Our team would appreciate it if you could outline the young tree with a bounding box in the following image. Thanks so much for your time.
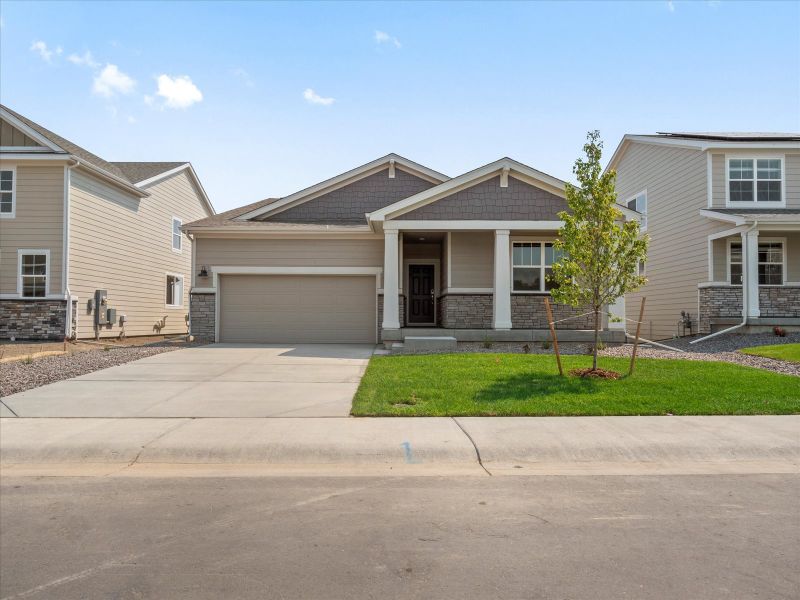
[550,131,649,373]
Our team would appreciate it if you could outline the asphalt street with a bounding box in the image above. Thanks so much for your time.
[1,473,798,599]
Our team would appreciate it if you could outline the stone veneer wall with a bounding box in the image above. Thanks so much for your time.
[0,299,67,340]
[190,293,216,341]
[377,294,405,340]
[696,285,800,333]
[759,287,800,318]
[511,295,596,330]
[439,294,493,328]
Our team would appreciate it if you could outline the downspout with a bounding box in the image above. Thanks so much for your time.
[63,159,79,339]
[690,220,758,345]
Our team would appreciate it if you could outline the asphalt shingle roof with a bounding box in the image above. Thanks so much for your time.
[111,162,187,184]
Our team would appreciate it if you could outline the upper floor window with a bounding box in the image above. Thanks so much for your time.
[172,217,182,252]
[512,241,563,293]
[626,191,647,230]
[728,158,783,205]
[0,167,16,218]
[18,250,49,297]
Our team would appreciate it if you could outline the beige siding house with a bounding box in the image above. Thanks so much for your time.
[186,154,637,346]
[609,132,800,340]
[0,105,214,340]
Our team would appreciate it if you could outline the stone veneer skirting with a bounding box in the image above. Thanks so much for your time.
[698,285,800,333]
[190,292,216,341]
[511,295,596,329]
[439,294,493,328]
[0,299,68,340]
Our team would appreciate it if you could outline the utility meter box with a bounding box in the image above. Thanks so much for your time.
[107,308,117,325]
[94,290,108,325]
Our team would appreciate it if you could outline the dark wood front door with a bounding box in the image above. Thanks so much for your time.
[408,264,435,324]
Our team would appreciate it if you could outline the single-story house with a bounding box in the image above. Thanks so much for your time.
[185,154,636,346]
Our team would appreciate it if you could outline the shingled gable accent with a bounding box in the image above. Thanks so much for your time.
[260,166,437,224]
[234,153,449,222]
[400,174,568,221]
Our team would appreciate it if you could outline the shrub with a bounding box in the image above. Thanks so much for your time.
[773,326,787,337]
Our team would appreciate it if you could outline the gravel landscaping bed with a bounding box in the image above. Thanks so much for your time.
[0,342,203,398]
[650,332,800,353]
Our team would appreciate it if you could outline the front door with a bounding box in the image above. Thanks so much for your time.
[408,264,435,324]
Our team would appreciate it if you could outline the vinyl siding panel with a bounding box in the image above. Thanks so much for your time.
[0,165,64,295]
[0,119,41,147]
[449,232,493,288]
[69,169,210,338]
[711,151,800,208]
[616,142,730,340]
[195,237,384,288]
[712,238,728,282]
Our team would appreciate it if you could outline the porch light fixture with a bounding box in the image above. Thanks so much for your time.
[198,265,209,277]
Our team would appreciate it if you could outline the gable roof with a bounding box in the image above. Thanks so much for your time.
[606,132,800,173]
[111,162,187,184]
[1,106,214,214]
[369,156,639,223]
[236,153,449,221]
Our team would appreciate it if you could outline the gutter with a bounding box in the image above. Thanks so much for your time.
[690,220,758,345]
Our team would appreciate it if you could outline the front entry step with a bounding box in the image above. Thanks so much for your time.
[403,336,457,353]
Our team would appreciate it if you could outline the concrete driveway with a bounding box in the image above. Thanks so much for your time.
[1,344,375,418]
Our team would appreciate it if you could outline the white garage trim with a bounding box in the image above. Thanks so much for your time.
[212,266,382,343]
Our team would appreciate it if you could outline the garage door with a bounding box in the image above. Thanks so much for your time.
[219,275,377,343]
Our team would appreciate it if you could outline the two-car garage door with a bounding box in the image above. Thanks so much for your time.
[218,275,377,343]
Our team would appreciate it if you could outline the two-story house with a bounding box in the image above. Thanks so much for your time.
[609,132,800,340]
[0,105,215,340]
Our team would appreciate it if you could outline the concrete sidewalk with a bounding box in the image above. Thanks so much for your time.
[1,415,798,476]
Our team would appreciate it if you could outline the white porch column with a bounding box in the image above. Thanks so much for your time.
[743,228,760,318]
[608,296,626,330]
[382,230,401,330]
[493,229,512,330]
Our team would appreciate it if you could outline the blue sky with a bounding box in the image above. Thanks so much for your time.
[2,0,799,212]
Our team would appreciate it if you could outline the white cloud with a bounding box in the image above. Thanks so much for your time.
[232,67,255,88]
[92,64,136,97]
[154,74,203,109]
[30,40,56,62]
[126,115,137,124]
[68,51,100,69]
[303,88,335,106]
[374,30,401,48]
[667,1,675,11]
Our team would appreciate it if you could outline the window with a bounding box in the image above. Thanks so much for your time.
[638,260,646,277]
[728,158,782,204]
[0,168,15,217]
[729,241,784,286]
[512,242,562,292]
[626,191,647,230]
[18,250,48,297]
[166,274,183,307]
[172,217,182,252]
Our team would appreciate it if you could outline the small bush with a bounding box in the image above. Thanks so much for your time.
[23,354,33,365]
[522,343,531,354]
[541,340,552,350]
[773,326,787,337]
[482,337,493,349]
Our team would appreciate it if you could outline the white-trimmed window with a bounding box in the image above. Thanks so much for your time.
[18,250,49,297]
[729,240,785,286]
[512,241,562,293]
[626,191,647,230]
[0,167,16,218]
[728,158,783,205]
[172,217,182,252]
[166,274,184,307]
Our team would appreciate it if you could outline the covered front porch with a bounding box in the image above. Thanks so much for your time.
[701,211,800,333]
[378,221,626,346]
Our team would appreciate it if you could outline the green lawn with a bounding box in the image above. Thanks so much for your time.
[351,354,800,416]
[739,343,800,364]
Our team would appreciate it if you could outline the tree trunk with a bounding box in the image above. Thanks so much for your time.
[593,307,600,371]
